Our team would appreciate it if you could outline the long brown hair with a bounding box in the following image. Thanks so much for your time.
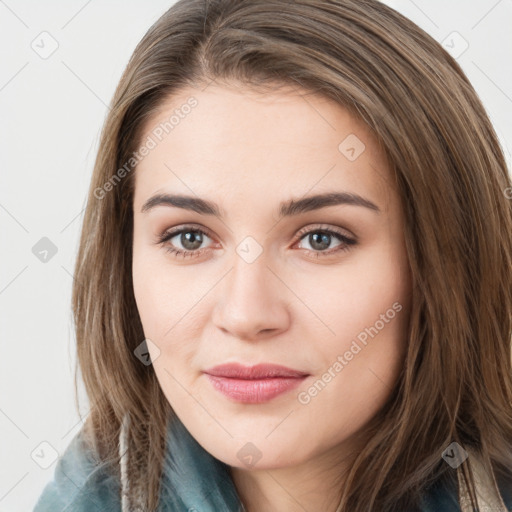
[72,0,512,510]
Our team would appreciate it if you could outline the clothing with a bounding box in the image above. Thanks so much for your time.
[33,415,512,511]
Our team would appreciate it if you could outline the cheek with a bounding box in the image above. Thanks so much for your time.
[297,251,409,346]
[132,249,206,374]
[297,303,408,441]
[132,245,177,358]
[302,251,410,407]
[133,244,189,331]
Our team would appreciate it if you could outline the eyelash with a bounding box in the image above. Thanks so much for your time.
[155,223,357,260]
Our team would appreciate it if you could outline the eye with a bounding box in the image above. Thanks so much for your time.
[155,223,357,260]
[294,225,357,258]
[156,224,214,259]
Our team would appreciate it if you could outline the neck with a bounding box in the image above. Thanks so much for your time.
[230,440,358,512]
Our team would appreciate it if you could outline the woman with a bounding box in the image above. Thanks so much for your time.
[34,0,512,510]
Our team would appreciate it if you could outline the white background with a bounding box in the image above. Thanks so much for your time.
[0,1,511,510]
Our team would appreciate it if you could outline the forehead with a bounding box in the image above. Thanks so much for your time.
[132,83,395,214]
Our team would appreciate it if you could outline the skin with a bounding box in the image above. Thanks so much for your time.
[131,81,412,512]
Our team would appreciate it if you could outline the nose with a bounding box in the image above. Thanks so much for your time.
[211,252,291,341]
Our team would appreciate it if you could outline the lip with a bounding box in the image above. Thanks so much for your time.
[203,363,309,404]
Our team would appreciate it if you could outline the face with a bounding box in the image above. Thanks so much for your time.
[131,82,411,471]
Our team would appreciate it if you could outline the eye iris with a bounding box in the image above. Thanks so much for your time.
[181,231,203,250]
[310,232,331,251]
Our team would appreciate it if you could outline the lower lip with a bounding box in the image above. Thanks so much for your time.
[205,374,307,403]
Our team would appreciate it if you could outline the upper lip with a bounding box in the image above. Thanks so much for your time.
[204,363,309,379]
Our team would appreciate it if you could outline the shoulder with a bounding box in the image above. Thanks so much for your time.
[419,456,512,512]
[419,470,462,512]
[158,416,245,511]
[495,470,512,510]
[33,426,121,512]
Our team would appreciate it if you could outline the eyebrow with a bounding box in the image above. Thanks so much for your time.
[140,191,380,218]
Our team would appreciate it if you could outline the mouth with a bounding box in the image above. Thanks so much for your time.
[203,363,309,404]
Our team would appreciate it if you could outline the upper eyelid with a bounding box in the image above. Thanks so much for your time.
[164,223,213,236]
[295,223,355,240]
